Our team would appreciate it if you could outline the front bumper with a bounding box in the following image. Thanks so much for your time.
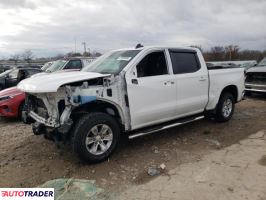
[0,99,21,117]
[245,83,266,93]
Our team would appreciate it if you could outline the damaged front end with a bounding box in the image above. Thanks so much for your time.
[20,72,127,143]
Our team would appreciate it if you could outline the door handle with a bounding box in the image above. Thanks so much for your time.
[131,79,138,84]
[164,81,175,85]
[199,77,207,81]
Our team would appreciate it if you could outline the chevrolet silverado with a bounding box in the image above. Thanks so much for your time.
[18,46,245,163]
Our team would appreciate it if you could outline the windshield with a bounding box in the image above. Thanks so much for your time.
[41,62,53,71]
[258,58,266,67]
[82,50,140,74]
[46,60,67,72]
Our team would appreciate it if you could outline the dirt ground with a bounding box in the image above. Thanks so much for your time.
[0,96,266,194]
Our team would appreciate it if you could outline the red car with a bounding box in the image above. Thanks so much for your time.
[0,87,25,118]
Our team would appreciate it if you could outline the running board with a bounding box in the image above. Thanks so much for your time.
[128,116,204,139]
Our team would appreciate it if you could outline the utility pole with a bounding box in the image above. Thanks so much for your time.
[82,42,87,55]
[74,37,77,53]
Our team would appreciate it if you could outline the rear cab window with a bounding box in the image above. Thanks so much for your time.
[169,49,201,74]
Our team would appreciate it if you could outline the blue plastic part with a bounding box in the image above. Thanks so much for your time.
[73,95,97,104]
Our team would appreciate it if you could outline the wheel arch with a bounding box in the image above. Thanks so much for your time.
[72,99,126,131]
[220,85,238,102]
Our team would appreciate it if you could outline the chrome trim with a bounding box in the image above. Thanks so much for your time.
[245,88,266,93]
[245,83,266,87]
[128,116,204,139]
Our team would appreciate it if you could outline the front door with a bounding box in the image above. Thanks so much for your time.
[126,50,177,129]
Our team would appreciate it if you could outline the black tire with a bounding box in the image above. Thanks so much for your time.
[72,112,120,163]
[214,93,235,122]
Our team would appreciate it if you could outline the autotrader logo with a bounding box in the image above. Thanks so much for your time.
[0,188,54,200]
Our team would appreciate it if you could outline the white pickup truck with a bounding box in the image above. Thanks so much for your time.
[18,46,245,163]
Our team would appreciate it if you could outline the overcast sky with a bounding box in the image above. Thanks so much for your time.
[0,0,265,58]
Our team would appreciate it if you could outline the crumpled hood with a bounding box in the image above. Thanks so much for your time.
[247,66,266,73]
[18,71,110,93]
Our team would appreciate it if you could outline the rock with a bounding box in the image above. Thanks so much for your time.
[203,130,211,135]
[205,139,221,149]
[152,146,159,154]
[147,167,160,176]
[42,167,49,172]
[109,171,115,176]
[159,163,166,170]
[91,169,95,174]
[227,187,234,192]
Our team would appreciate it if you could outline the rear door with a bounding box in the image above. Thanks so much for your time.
[126,49,177,129]
[169,49,209,116]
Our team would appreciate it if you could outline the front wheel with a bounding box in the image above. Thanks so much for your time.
[72,112,120,163]
[214,93,235,122]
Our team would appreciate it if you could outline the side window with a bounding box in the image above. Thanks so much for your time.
[64,60,82,70]
[169,51,200,74]
[136,51,168,78]
[17,70,27,81]
[8,69,19,79]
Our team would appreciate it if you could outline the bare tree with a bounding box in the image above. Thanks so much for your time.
[209,46,225,61]
[22,50,34,64]
[10,53,21,66]
[225,45,240,61]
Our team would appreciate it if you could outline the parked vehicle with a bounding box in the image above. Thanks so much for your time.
[245,57,266,94]
[0,58,95,118]
[45,57,95,73]
[0,87,25,118]
[0,65,12,74]
[41,61,54,71]
[0,67,42,91]
[18,46,245,163]
[0,67,43,118]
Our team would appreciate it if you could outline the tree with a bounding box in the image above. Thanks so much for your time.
[22,50,34,64]
[9,53,21,66]
[225,45,240,61]
[209,46,225,61]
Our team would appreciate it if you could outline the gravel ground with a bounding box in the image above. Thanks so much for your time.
[0,96,265,194]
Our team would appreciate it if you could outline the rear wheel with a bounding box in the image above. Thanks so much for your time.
[72,112,120,163]
[214,93,235,122]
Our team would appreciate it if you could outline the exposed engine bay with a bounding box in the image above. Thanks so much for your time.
[23,74,130,139]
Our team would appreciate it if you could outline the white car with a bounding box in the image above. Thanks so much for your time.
[18,46,245,163]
